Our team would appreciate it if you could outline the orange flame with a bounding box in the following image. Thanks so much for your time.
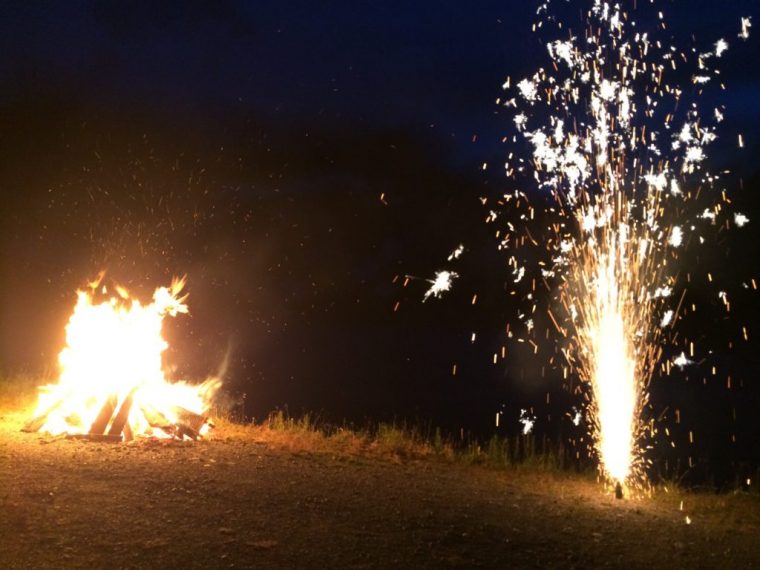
[30,277,220,439]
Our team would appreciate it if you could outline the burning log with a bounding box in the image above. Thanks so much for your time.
[176,425,198,440]
[141,404,176,436]
[26,392,214,442]
[23,398,214,441]
[172,406,208,440]
[123,421,134,442]
[107,389,136,437]
[140,406,207,440]
[89,394,118,435]
[21,400,64,433]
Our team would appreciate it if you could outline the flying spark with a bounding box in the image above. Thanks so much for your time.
[423,270,459,301]
[734,213,749,228]
[519,408,536,435]
[448,244,465,261]
[673,352,693,369]
[739,16,752,40]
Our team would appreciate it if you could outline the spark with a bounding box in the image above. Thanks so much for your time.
[547,38,577,68]
[734,213,749,227]
[739,17,752,40]
[669,226,683,247]
[519,408,535,435]
[448,244,465,261]
[423,270,458,301]
[517,77,539,102]
[644,172,668,192]
[673,352,693,369]
[683,147,705,172]
[654,287,672,298]
[700,209,716,222]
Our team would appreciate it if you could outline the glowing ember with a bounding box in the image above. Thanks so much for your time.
[28,276,220,440]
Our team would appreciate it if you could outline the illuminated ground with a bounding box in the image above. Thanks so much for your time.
[1,410,758,569]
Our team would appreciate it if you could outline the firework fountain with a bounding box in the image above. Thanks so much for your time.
[494,1,751,493]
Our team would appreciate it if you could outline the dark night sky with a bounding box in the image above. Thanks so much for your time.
[0,1,758,480]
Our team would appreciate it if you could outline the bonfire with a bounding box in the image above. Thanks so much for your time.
[23,276,220,441]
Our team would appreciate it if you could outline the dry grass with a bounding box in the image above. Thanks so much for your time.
[212,409,587,477]
[212,411,448,463]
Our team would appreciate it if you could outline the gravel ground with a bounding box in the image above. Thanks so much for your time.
[1,410,759,569]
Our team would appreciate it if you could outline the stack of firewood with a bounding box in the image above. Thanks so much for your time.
[22,389,210,442]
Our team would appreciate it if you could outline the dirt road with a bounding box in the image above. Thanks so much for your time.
[1,411,758,569]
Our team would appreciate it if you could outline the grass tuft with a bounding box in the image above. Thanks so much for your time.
[212,409,580,475]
